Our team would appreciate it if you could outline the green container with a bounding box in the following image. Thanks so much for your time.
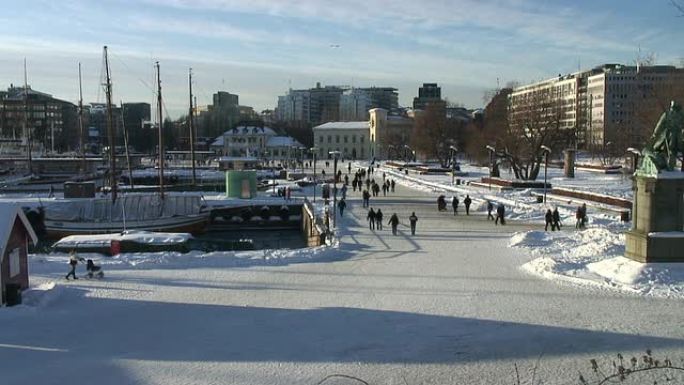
[225,170,257,199]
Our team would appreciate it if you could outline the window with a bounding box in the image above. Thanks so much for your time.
[352,135,356,143]
[344,135,348,143]
[9,248,20,278]
[336,135,340,143]
[360,136,365,143]
[327,135,331,143]
[319,136,323,143]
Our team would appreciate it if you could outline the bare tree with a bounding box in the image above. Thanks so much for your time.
[671,0,684,15]
[497,89,573,180]
[411,103,460,166]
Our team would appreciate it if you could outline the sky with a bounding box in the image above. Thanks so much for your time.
[1,0,682,118]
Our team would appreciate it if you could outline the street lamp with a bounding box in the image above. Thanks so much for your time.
[449,145,459,185]
[329,150,341,228]
[485,145,496,190]
[541,145,552,204]
[626,147,640,173]
[310,147,317,202]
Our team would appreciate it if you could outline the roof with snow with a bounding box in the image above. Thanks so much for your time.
[0,203,37,260]
[211,126,278,147]
[313,121,369,130]
[266,136,303,148]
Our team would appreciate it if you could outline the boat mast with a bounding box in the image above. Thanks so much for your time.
[78,62,85,174]
[120,101,134,190]
[156,61,165,200]
[103,45,117,203]
[23,58,33,174]
[188,67,196,185]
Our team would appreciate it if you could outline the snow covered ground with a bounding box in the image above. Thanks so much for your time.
[371,160,684,299]
[2,161,684,385]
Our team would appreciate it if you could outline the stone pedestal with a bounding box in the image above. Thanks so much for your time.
[625,174,684,262]
[564,149,576,178]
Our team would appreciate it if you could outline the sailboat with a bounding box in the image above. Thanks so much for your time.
[43,48,209,239]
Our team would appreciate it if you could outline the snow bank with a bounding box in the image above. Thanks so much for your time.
[514,227,684,298]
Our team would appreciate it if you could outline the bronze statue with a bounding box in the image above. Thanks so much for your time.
[637,101,684,176]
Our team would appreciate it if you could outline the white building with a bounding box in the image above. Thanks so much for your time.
[509,64,684,150]
[312,121,369,160]
[264,136,304,161]
[210,125,305,162]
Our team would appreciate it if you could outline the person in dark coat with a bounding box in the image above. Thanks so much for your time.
[388,213,400,235]
[344,174,349,186]
[375,209,384,230]
[338,198,346,217]
[495,203,506,225]
[545,209,553,231]
[580,203,587,228]
[65,250,84,280]
[367,208,376,230]
[382,183,388,196]
[576,205,583,229]
[487,201,494,220]
[463,195,472,215]
[372,182,380,197]
[409,212,418,235]
[452,196,459,215]
[552,207,561,230]
[390,179,395,192]
[362,190,370,207]
[341,184,347,200]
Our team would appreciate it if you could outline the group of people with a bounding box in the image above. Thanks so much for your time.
[367,208,418,235]
[439,194,507,226]
[544,203,589,231]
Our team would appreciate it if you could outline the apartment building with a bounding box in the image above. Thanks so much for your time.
[339,87,399,121]
[509,64,684,150]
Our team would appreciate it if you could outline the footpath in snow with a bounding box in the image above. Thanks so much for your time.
[372,161,684,299]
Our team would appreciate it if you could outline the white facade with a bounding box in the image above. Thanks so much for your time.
[210,126,276,157]
[509,64,684,149]
[312,122,369,160]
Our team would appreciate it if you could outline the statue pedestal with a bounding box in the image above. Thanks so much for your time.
[625,173,684,262]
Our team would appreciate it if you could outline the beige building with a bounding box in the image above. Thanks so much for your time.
[313,121,368,160]
[369,108,414,160]
[509,64,684,150]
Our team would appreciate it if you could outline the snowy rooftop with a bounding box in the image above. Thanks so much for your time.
[313,121,369,130]
[266,136,304,148]
[211,126,278,147]
[0,203,37,257]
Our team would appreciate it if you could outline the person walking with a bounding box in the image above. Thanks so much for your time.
[409,212,418,235]
[362,190,370,208]
[341,184,348,200]
[338,198,346,217]
[367,208,376,230]
[495,203,506,225]
[463,195,472,215]
[390,179,395,192]
[344,174,349,186]
[388,213,400,235]
[487,201,495,220]
[575,205,583,229]
[545,209,553,231]
[580,203,587,229]
[372,182,380,197]
[286,186,291,201]
[552,207,561,231]
[376,209,384,230]
[382,183,388,196]
[348,162,351,174]
[451,196,459,215]
[65,250,84,280]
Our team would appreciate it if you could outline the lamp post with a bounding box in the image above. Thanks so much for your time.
[485,145,496,190]
[449,145,458,185]
[541,145,552,204]
[311,147,317,202]
[626,147,640,173]
[329,150,341,228]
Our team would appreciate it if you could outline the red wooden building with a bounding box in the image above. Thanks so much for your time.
[0,203,37,305]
